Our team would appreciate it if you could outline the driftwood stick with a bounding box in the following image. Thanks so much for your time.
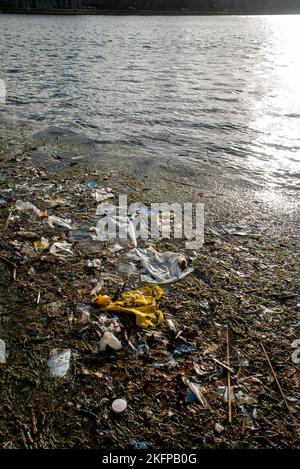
[226,326,233,423]
[0,254,17,281]
[212,357,234,374]
[260,342,291,413]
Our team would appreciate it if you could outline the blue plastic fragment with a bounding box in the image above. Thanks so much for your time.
[130,441,148,449]
[187,388,199,403]
[82,182,97,190]
[137,343,150,357]
[173,345,194,356]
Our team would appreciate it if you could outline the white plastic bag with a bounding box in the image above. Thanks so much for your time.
[92,188,114,203]
[48,349,71,378]
[16,200,42,216]
[48,215,72,230]
[50,241,73,257]
[99,331,122,351]
[129,246,193,284]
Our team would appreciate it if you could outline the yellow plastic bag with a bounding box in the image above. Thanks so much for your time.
[93,286,164,328]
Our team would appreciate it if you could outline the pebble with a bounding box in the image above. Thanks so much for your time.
[215,423,224,433]
[112,398,127,414]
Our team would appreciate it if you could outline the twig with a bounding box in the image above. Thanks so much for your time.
[226,326,232,423]
[36,290,41,305]
[0,254,17,280]
[260,342,291,413]
[0,254,15,268]
[5,210,13,228]
[212,357,234,374]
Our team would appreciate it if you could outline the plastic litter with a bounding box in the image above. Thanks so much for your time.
[16,200,42,216]
[108,243,124,253]
[137,343,149,357]
[50,241,73,257]
[47,215,72,230]
[48,349,71,378]
[215,423,225,433]
[129,246,193,284]
[99,331,123,351]
[21,242,37,258]
[130,441,148,449]
[95,213,137,248]
[0,339,6,364]
[183,377,207,407]
[112,398,127,414]
[187,388,198,403]
[152,351,177,369]
[87,259,101,269]
[82,182,97,190]
[97,316,121,333]
[90,279,104,299]
[47,197,66,209]
[34,237,49,254]
[77,307,90,325]
[117,261,137,277]
[166,318,177,333]
[92,188,114,202]
[173,345,194,356]
[93,286,164,329]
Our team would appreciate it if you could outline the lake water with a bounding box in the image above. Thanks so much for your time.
[0,14,300,189]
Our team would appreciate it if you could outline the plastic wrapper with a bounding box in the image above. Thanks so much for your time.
[99,331,122,351]
[48,349,71,378]
[93,285,164,328]
[50,241,73,257]
[47,215,72,230]
[129,246,193,284]
[16,200,42,216]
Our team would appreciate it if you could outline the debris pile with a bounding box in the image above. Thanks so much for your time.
[0,145,299,449]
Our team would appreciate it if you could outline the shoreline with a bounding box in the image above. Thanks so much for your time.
[0,127,299,448]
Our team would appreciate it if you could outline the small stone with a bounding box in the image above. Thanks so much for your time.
[112,398,127,414]
[215,423,224,433]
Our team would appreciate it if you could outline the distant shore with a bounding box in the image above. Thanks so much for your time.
[1,9,300,15]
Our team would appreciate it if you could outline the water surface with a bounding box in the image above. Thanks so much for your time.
[0,14,300,189]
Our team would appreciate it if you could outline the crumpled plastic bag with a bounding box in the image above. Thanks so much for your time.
[47,215,72,230]
[95,213,137,248]
[34,237,49,254]
[92,188,114,203]
[87,259,101,269]
[99,331,122,351]
[93,285,164,328]
[48,349,71,378]
[128,246,193,284]
[50,241,73,257]
[16,200,42,216]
